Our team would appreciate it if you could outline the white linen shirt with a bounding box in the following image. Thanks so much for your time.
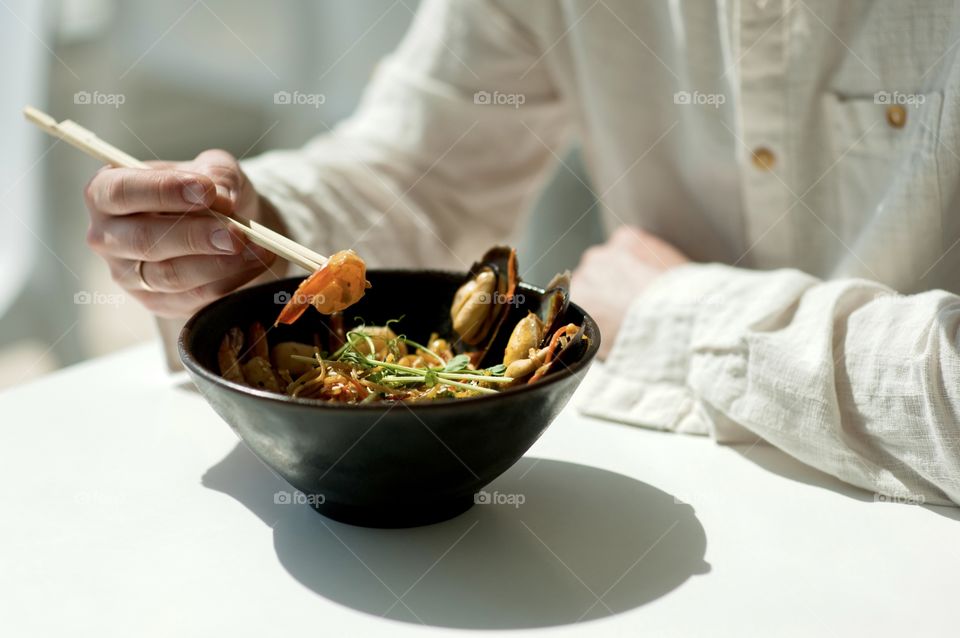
[242,0,960,505]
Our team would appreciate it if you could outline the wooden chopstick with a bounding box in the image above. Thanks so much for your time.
[22,105,327,272]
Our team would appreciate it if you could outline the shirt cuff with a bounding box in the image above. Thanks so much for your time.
[576,263,758,442]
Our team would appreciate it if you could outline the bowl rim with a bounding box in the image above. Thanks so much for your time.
[177,269,601,411]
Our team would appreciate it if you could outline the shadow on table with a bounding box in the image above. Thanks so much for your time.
[203,443,710,628]
[730,442,960,522]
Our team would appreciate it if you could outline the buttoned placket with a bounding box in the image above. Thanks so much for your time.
[736,0,794,267]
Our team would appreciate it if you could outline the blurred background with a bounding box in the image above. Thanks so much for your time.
[0,0,602,389]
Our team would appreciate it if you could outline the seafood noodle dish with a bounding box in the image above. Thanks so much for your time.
[217,246,590,403]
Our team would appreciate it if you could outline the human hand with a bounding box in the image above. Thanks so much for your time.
[84,149,282,318]
[571,226,690,358]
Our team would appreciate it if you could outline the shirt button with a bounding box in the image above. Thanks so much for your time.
[886,105,907,129]
[751,147,776,171]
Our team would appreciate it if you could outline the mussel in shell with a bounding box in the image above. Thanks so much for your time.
[502,273,570,365]
[448,246,588,385]
[500,270,582,384]
[450,246,518,350]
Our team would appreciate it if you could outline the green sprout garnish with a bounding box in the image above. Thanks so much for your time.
[293,318,513,398]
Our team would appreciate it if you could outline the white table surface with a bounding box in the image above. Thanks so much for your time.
[1,344,957,638]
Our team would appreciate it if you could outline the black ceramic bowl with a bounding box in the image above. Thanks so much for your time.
[179,270,600,528]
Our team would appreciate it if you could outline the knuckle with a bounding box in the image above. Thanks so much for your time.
[128,222,154,258]
[83,176,98,210]
[184,223,213,254]
[194,149,240,184]
[197,148,235,164]
[213,254,239,275]
[213,255,235,275]
[130,170,181,210]
[152,259,183,291]
[85,225,104,251]
[157,172,190,207]
[105,174,128,211]
[148,172,168,208]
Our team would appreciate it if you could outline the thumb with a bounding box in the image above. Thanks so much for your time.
[185,149,242,213]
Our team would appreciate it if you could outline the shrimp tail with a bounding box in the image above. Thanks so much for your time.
[274,301,309,326]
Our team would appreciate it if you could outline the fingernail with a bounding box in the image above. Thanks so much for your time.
[211,229,236,252]
[242,244,265,262]
[182,182,208,205]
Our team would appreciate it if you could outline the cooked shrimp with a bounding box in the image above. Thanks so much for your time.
[275,250,370,325]
[247,322,270,360]
[218,327,246,385]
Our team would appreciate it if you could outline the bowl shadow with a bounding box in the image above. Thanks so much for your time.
[203,443,710,628]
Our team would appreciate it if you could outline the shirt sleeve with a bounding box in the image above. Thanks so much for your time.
[578,262,960,506]
[241,0,569,270]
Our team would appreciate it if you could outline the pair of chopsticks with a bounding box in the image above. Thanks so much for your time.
[22,105,327,272]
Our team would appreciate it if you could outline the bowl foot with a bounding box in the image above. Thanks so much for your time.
[312,496,475,528]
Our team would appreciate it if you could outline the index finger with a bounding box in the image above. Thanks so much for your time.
[85,167,217,216]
